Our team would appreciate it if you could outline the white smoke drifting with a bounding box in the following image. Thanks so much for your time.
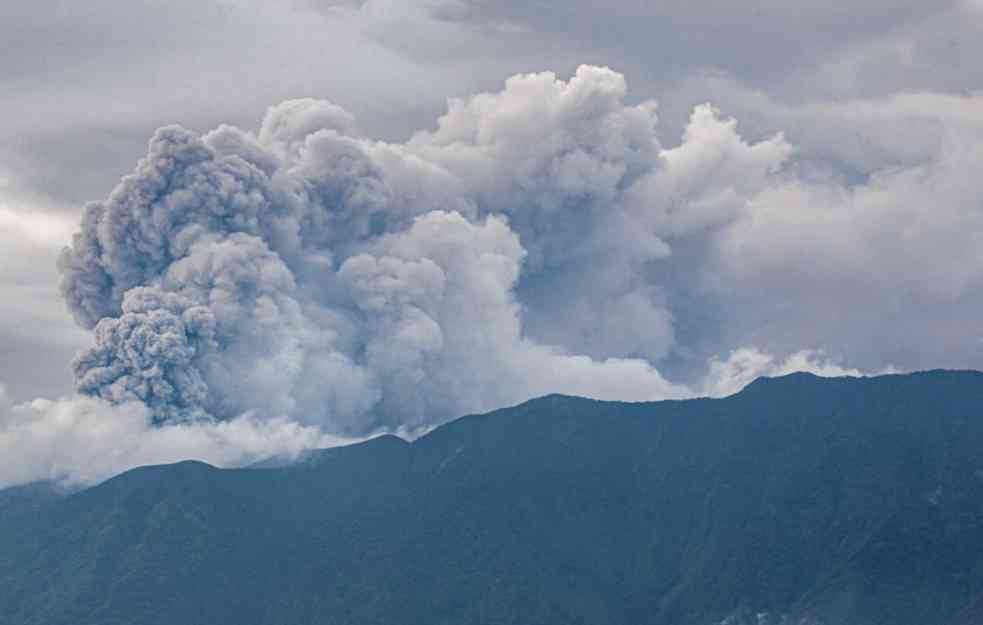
[0,384,346,489]
[701,348,870,399]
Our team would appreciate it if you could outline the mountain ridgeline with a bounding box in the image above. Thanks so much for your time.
[3,371,983,625]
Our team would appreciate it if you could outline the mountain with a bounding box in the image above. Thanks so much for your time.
[3,370,983,625]
[0,481,66,529]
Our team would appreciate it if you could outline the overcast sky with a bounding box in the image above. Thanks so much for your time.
[2,0,982,405]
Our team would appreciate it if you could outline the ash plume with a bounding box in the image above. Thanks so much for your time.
[60,65,913,439]
[63,66,770,433]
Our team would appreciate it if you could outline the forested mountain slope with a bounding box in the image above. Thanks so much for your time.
[3,371,983,625]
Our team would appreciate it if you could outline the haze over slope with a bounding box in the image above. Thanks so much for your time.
[3,370,983,625]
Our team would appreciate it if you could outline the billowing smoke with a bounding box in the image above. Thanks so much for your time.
[47,63,927,463]
[700,348,873,399]
[61,66,785,433]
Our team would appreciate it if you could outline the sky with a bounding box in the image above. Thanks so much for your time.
[1,0,982,487]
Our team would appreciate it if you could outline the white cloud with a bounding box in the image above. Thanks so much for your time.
[0,384,351,490]
[0,205,78,246]
[0,202,88,401]
[701,347,871,398]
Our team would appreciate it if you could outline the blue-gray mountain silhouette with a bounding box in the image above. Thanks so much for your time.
[3,370,983,625]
